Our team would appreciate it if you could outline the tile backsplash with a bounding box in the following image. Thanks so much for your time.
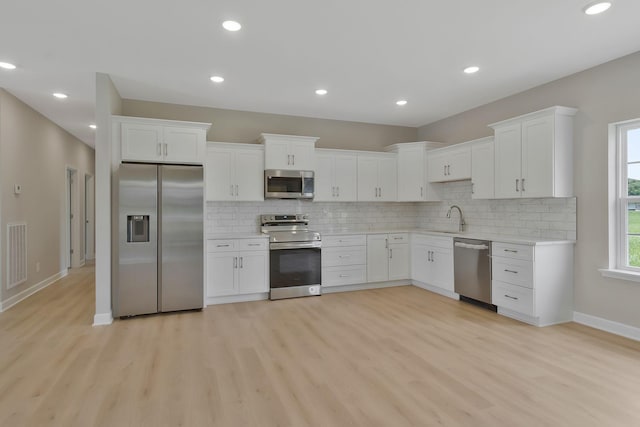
[207,181,576,240]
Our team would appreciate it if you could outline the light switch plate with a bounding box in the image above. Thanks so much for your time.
[14,184,21,194]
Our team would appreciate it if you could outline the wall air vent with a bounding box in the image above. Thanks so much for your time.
[7,222,27,289]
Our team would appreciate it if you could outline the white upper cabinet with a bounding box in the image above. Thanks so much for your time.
[260,133,318,170]
[314,149,357,201]
[357,152,397,201]
[386,142,444,202]
[116,116,210,164]
[490,106,577,199]
[427,145,471,182]
[470,137,495,199]
[206,142,264,201]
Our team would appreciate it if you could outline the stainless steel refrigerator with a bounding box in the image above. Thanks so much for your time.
[114,163,203,317]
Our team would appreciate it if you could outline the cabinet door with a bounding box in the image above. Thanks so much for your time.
[163,127,204,164]
[264,141,291,169]
[411,244,430,283]
[234,149,265,201]
[377,157,397,201]
[289,142,315,170]
[357,157,379,201]
[397,148,425,201]
[471,140,494,199]
[447,147,471,181]
[367,235,389,282]
[494,123,522,198]
[521,115,554,198]
[427,152,447,182]
[207,252,238,297]
[430,247,454,292]
[334,154,358,201]
[314,153,335,201]
[237,252,268,294]
[388,244,409,280]
[121,123,163,162]
[206,148,234,201]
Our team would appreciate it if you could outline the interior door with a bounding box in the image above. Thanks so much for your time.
[160,165,204,312]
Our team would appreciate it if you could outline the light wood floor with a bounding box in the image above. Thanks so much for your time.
[1,265,640,426]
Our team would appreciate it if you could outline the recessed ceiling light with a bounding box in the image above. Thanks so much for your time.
[315,89,328,95]
[222,20,242,31]
[584,1,612,15]
[0,61,16,70]
[53,92,68,99]
[464,66,480,74]
[210,76,225,83]
[89,124,97,129]
[396,100,407,106]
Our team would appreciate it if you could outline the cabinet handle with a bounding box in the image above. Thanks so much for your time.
[504,249,518,253]
[447,165,451,175]
[421,186,424,198]
[336,186,339,197]
[217,244,230,247]
[235,184,239,196]
[233,257,237,268]
[390,248,393,259]
[339,274,350,278]
[292,154,295,165]
[504,269,519,274]
[239,257,243,268]
[521,178,525,192]
[385,238,388,249]
[504,294,518,300]
[157,143,162,156]
[471,182,475,194]
[164,143,168,156]
[248,243,261,247]
[338,255,351,259]
[379,187,382,198]
[515,179,520,192]
[393,237,403,240]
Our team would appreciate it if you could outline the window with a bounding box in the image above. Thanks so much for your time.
[602,119,640,280]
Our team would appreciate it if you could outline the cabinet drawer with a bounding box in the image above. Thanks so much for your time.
[322,265,367,287]
[492,257,533,288]
[207,240,237,252]
[238,239,268,251]
[388,233,409,243]
[492,281,534,316]
[412,234,453,249]
[492,242,533,261]
[322,247,367,267]
[323,235,367,247]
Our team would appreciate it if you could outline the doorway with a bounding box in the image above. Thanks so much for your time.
[66,167,79,269]
[85,174,95,260]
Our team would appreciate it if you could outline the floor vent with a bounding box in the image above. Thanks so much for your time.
[7,222,27,289]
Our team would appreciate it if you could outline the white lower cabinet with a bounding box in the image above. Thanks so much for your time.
[322,235,367,287]
[410,235,454,296]
[207,238,269,299]
[366,233,409,282]
[491,241,573,326]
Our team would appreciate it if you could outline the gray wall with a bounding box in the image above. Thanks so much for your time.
[418,51,640,328]
[122,100,418,151]
[0,89,95,305]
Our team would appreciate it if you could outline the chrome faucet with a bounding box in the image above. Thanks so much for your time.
[446,205,465,232]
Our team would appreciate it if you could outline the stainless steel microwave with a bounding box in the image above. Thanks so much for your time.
[264,169,314,199]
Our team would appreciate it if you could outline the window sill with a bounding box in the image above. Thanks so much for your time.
[599,268,640,283]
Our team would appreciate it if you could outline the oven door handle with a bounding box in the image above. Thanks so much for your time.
[270,241,322,250]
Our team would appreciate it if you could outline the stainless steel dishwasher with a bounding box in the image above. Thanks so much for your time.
[454,238,495,310]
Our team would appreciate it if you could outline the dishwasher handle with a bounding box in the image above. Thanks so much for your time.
[454,242,489,250]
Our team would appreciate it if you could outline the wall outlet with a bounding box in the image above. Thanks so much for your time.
[36,262,40,272]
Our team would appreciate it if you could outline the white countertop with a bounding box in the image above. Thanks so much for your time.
[207,229,574,246]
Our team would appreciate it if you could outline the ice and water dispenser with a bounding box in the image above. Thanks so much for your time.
[127,215,150,242]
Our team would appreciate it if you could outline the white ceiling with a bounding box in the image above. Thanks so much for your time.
[1,0,640,148]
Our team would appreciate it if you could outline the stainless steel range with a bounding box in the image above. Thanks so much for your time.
[261,214,322,300]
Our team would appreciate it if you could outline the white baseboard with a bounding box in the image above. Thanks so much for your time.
[573,311,640,342]
[206,292,269,306]
[79,258,86,267]
[93,312,113,326]
[411,280,460,300]
[323,280,410,294]
[0,269,68,312]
